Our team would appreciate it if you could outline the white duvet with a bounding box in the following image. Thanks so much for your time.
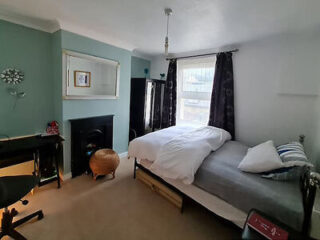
[128,125,196,162]
[150,126,231,184]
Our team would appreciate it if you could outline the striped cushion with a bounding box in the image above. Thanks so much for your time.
[276,142,313,168]
[262,166,306,181]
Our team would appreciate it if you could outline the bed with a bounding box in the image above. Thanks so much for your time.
[128,126,306,232]
[194,141,304,231]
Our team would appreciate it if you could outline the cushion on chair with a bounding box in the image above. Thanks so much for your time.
[0,175,38,209]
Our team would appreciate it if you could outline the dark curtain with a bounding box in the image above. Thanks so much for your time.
[208,52,235,139]
[161,59,177,128]
[152,82,163,129]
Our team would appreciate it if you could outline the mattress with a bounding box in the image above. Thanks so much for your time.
[194,141,304,231]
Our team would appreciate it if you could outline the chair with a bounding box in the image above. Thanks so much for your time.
[0,175,44,240]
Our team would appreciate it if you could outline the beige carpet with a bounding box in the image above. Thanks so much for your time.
[2,158,240,240]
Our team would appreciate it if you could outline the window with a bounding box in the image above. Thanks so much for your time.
[176,56,216,127]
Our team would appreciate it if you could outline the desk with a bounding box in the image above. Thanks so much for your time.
[0,135,64,188]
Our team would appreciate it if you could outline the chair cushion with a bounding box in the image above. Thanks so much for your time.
[0,175,38,209]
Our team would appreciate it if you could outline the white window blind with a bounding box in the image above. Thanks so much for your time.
[176,56,216,127]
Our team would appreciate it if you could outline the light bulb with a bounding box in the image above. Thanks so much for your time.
[165,36,169,56]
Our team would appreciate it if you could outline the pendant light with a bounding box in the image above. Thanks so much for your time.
[164,8,173,56]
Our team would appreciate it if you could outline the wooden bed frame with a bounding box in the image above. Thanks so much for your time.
[133,158,186,213]
[132,135,318,236]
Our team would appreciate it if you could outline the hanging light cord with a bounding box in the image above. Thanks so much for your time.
[164,8,172,55]
[166,13,169,38]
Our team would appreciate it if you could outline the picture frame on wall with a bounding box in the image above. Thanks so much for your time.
[74,71,91,87]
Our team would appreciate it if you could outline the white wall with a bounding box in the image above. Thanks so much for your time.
[150,55,168,79]
[150,31,320,166]
[313,97,320,169]
[233,31,320,164]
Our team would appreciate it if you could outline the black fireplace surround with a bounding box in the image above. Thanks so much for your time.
[69,115,113,178]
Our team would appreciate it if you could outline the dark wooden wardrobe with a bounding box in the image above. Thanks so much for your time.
[129,78,165,141]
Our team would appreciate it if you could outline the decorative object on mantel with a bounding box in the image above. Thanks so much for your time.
[160,73,166,80]
[89,148,120,180]
[144,68,149,78]
[1,68,24,85]
[46,121,60,135]
[164,8,173,56]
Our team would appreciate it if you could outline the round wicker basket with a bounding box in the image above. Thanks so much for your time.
[89,149,120,180]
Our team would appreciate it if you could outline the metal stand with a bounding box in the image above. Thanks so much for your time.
[0,207,43,240]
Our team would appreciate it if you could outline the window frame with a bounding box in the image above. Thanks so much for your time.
[176,56,216,127]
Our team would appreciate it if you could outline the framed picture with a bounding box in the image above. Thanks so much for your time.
[74,71,91,87]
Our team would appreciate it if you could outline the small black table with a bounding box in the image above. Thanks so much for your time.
[0,135,64,188]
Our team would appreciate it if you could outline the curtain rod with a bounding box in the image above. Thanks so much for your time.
[166,49,239,61]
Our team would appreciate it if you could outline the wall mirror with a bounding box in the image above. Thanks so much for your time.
[63,50,120,99]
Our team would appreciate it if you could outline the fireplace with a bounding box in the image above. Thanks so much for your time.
[69,115,113,178]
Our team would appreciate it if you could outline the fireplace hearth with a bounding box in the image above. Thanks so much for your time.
[69,115,113,178]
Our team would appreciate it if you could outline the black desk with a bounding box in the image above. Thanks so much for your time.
[0,135,64,188]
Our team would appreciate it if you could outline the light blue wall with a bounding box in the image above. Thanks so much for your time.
[131,56,150,78]
[60,30,132,174]
[51,30,63,128]
[0,20,54,138]
[1,21,134,175]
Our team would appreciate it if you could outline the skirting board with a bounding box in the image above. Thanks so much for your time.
[62,172,72,181]
[62,151,128,181]
[118,151,128,159]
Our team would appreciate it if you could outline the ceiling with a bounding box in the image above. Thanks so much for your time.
[1,0,320,58]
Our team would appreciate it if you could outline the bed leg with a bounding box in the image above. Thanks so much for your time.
[180,197,184,214]
[133,158,137,179]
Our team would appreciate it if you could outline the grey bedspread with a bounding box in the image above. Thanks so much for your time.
[194,141,304,231]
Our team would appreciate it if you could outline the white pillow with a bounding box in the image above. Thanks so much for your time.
[238,140,284,173]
